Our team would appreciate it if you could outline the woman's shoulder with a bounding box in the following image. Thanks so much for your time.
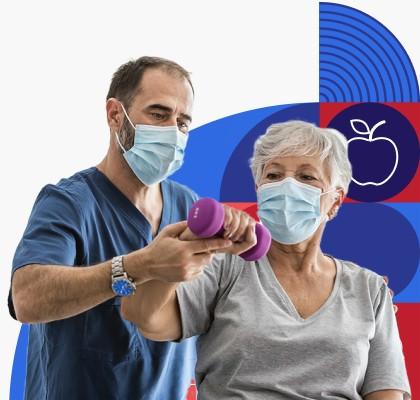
[336,257,386,304]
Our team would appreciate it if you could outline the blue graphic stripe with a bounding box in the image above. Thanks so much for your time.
[320,2,420,102]
[327,9,415,100]
[321,24,391,100]
[320,43,378,100]
[320,65,359,100]
[320,54,368,100]
[321,78,345,101]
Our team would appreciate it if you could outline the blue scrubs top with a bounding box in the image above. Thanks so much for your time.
[12,167,199,400]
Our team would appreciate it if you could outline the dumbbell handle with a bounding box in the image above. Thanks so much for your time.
[187,198,271,261]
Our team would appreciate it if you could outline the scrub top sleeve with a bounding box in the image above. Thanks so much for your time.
[12,185,85,273]
[175,253,228,341]
[361,283,411,399]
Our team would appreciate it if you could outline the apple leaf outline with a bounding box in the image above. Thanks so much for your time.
[350,119,371,135]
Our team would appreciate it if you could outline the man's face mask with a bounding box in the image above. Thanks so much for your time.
[115,103,188,186]
[257,177,337,245]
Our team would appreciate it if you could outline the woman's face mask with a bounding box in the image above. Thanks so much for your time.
[115,103,188,186]
[257,177,337,245]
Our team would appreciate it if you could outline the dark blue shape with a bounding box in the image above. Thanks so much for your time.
[10,324,28,400]
[172,105,288,200]
[328,103,419,202]
[387,203,420,302]
[320,2,420,102]
[322,203,419,295]
[220,103,320,202]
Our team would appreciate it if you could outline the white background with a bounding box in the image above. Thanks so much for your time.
[0,1,418,398]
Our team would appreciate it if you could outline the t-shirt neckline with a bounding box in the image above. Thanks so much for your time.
[260,254,342,323]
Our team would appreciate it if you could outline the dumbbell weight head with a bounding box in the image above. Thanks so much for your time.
[187,198,271,261]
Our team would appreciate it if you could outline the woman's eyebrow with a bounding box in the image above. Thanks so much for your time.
[266,162,284,169]
[297,163,318,170]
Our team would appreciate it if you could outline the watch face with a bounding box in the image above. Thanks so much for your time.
[112,279,135,296]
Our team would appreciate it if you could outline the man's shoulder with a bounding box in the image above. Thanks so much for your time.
[165,179,199,202]
[55,167,97,193]
[36,167,97,212]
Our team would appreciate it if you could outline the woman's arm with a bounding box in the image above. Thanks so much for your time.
[122,220,257,341]
[364,389,404,400]
[121,279,183,341]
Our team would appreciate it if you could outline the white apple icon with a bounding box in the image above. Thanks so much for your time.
[348,119,399,186]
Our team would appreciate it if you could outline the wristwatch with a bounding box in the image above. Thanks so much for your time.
[111,255,136,296]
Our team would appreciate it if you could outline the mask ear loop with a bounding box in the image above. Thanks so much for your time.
[320,188,340,221]
[115,101,136,153]
[115,132,127,153]
[119,102,136,129]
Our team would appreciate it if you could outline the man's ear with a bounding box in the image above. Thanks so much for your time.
[106,98,123,133]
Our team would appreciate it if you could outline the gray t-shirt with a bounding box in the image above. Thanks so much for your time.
[176,253,411,399]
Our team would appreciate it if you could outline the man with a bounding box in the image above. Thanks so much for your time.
[10,56,254,399]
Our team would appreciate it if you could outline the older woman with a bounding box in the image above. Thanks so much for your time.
[122,121,411,399]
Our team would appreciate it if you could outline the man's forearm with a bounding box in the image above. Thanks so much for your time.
[12,253,151,324]
[12,262,116,323]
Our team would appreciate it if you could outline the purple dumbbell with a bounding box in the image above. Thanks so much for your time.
[187,198,271,261]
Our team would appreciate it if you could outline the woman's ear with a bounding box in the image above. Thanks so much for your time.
[328,188,345,221]
[335,188,345,206]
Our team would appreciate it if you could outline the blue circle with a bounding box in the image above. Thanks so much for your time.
[327,103,419,202]
[322,202,419,294]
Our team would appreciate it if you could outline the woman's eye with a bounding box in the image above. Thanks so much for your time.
[266,173,279,180]
[301,174,316,181]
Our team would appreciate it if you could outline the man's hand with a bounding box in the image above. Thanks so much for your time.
[125,221,232,283]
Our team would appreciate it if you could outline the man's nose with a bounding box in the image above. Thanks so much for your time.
[165,115,178,126]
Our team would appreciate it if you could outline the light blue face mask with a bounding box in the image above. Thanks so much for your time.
[115,104,188,186]
[257,177,336,245]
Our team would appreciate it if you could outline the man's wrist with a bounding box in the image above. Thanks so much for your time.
[124,249,153,285]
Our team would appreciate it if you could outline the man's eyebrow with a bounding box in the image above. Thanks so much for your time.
[146,104,173,113]
[146,104,192,123]
[180,112,192,123]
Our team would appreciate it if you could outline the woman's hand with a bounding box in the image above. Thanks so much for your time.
[179,205,258,257]
[383,276,398,314]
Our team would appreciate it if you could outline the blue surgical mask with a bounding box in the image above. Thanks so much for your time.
[115,104,188,186]
[257,177,335,245]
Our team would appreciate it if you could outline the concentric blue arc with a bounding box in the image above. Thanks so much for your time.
[320,2,420,102]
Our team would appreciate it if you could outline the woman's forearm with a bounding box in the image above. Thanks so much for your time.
[121,280,182,341]
[364,390,404,400]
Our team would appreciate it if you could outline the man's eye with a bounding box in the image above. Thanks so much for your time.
[151,112,165,120]
[178,121,190,133]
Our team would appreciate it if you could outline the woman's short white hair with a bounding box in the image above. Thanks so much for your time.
[250,120,353,194]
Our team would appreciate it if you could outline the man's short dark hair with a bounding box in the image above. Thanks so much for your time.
[106,56,193,110]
